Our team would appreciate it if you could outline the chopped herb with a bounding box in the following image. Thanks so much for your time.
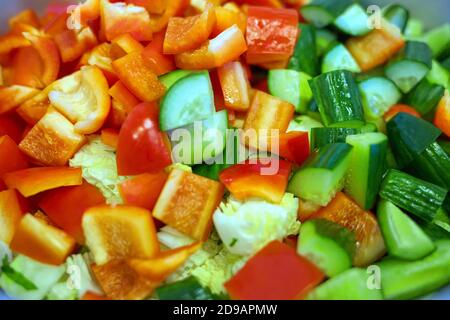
[229,238,238,247]
[1,256,38,290]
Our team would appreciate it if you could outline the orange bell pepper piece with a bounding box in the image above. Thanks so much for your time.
[0,85,39,115]
[19,108,86,166]
[0,189,25,244]
[219,159,293,203]
[0,114,25,144]
[141,31,176,76]
[212,4,247,37]
[129,242,201,281]
[175,24,247,69]
[112,51,166,102]
[128,0,167,14]
[3,167,82,197]
[153,169,224,241]
[163,6,216,54]
[236,0,283,8]
[311,192,386,267]
[0,135,28,189]
[16,90,51,125]
[8,9,41,32]
[217,61,251,111]
[243,90,295,150]
[69,0,101,27]
[111,33,144,57]
[109,81,140,111]
[384,104,421,122]
[100,0,153,42]
[10,213,76,265]
[119,171,168,211]
[10,46,44,89]
[434,90,450,138]
[54,27,98,63]
[48,65,111,134]
[82,205,159,265]
[83,43,115,74]
[101,128,119,150]
[346,20,405,72]
[0,34,30,55]
[150,0,190,33]
[38,181,105,244]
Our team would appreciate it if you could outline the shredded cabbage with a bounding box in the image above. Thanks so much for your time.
[213,193,300,256]
[69,136,126,204]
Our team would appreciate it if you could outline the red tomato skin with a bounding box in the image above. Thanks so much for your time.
[119,172,168,210]
[116,102,172,175]
[225,241,324,300]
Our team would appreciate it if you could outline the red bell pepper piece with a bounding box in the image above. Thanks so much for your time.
[0,136,28,191]
[116,102,172,175]
[0,34,30,56]
[384,104,421,122]
[101,128,119,150]
[246,6,299,64]
[225,241,324,300]
[276,131,310,165]
[10,46,44,89]
[219,159,292,203]
[0,189,25,244]
[38,181,106,243]
[142,34,176,76]
[434,90,450,138]
[0,114,25,144]
[8,9,41,33]
[119,171,168,211]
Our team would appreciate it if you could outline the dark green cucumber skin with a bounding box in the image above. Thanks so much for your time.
[288,24,319,76]
[303,0,354,17]
[303,143,352,170]
[310,127,360,150]
[379,169,447,222]
[156,277,226,300]
[400,41,433,69]
[310,70,365,127]
[310,219,356,258]
[365,138,388,210]
[419,207,450,240]
[406,142,450,190]
[405,79,445,116]
[441,57,450,72]
[386,112,442,168]
[438,140,450,156]
[383,4,410,32]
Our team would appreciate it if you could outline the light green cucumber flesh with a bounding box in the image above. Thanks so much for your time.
[386,60,430,93]
[322,44,361,73]
[359,77,402,120]
[159,70,193,90]
[334,4,371,36]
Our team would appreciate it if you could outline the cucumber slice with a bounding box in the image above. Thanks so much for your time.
[378,240,450,300]
[268,70,312,113]
[160,71,215,131]
[298,219,356,277]
[438,139,450,156]
[378,200,435,260]
[422,24,450,57]
[0,255,65,300]
[310,70,365,128]
[315,28,338,57]
[159,70,193,90]
[288,24,319,76]
[334,4,371,36]
[321,44,361,73]
[386,41,433,93]
[405,79,445,116]
[310,127,360,151]
[307,268,383,300]
[404,19,424,39]
[386,112,442,168]
[301,0,353,28]
[359,77,402,121]
[442,57,450,73]
[383,4,409,33]
[379,169,447,223]
[426,60,450,88]
[156,276,224,300]
[169,110,228,165]
[345,132,388,210]
[288,143,352,206]
[420,209,450,241]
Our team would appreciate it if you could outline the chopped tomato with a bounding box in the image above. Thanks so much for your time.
[101,128,119,150]
[0,136,28,190]
[225,241,324,300]
[434,90,450,138]
[217,61,251,111]
[10,213,76,265]
[116,102,172,175]
[0,189,25,244]
[219,159,292,203]
[384,104,421,122]
[246,6,299,64]
[119,171,168,210]
[38,181,105,243]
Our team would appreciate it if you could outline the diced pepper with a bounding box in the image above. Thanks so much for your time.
[246,6,299,64]
[128,0,167,14]
[16,90,51,125]
[8,9,40,32]
[84,43,115,74]
[346,20,405,72]
[81,292,109,300]
[82,205,159,265]
[48,66,111,134]
[311,192,386,267]
[0,135,28,190]
[70,0,100,27]
[100,0,153,42]
[116,102,172,175]
[111,33,144,57]
[101,128,119,150]
[109,81,140,112]
[0,114,25,144]
[217,61,251,111]
[219,159,292,203]
[10,213,76,265]
[112,51,166,102]
[38,181,106,243]
[0,34,30,55]
[107,99,131,128]
[153,169,224,241]
[275,131,310,165]
[434,90,450,138]
[384,104,421,122]
[236,0,283,8]
[175,25,247,69]
[53,27,98,63]
[10,46,44,88]
[150,0,190,33]
[0,85,39,115]
[142,40,176,76]
[0,189,25,244]
[163,6,216,54]
[243,90,295,150]
[3,167,82,197]
[129,242,201,281]
[119,172,168,211]
[212,5,247,37]
[297,198,321,222]
[225,241,324,300]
